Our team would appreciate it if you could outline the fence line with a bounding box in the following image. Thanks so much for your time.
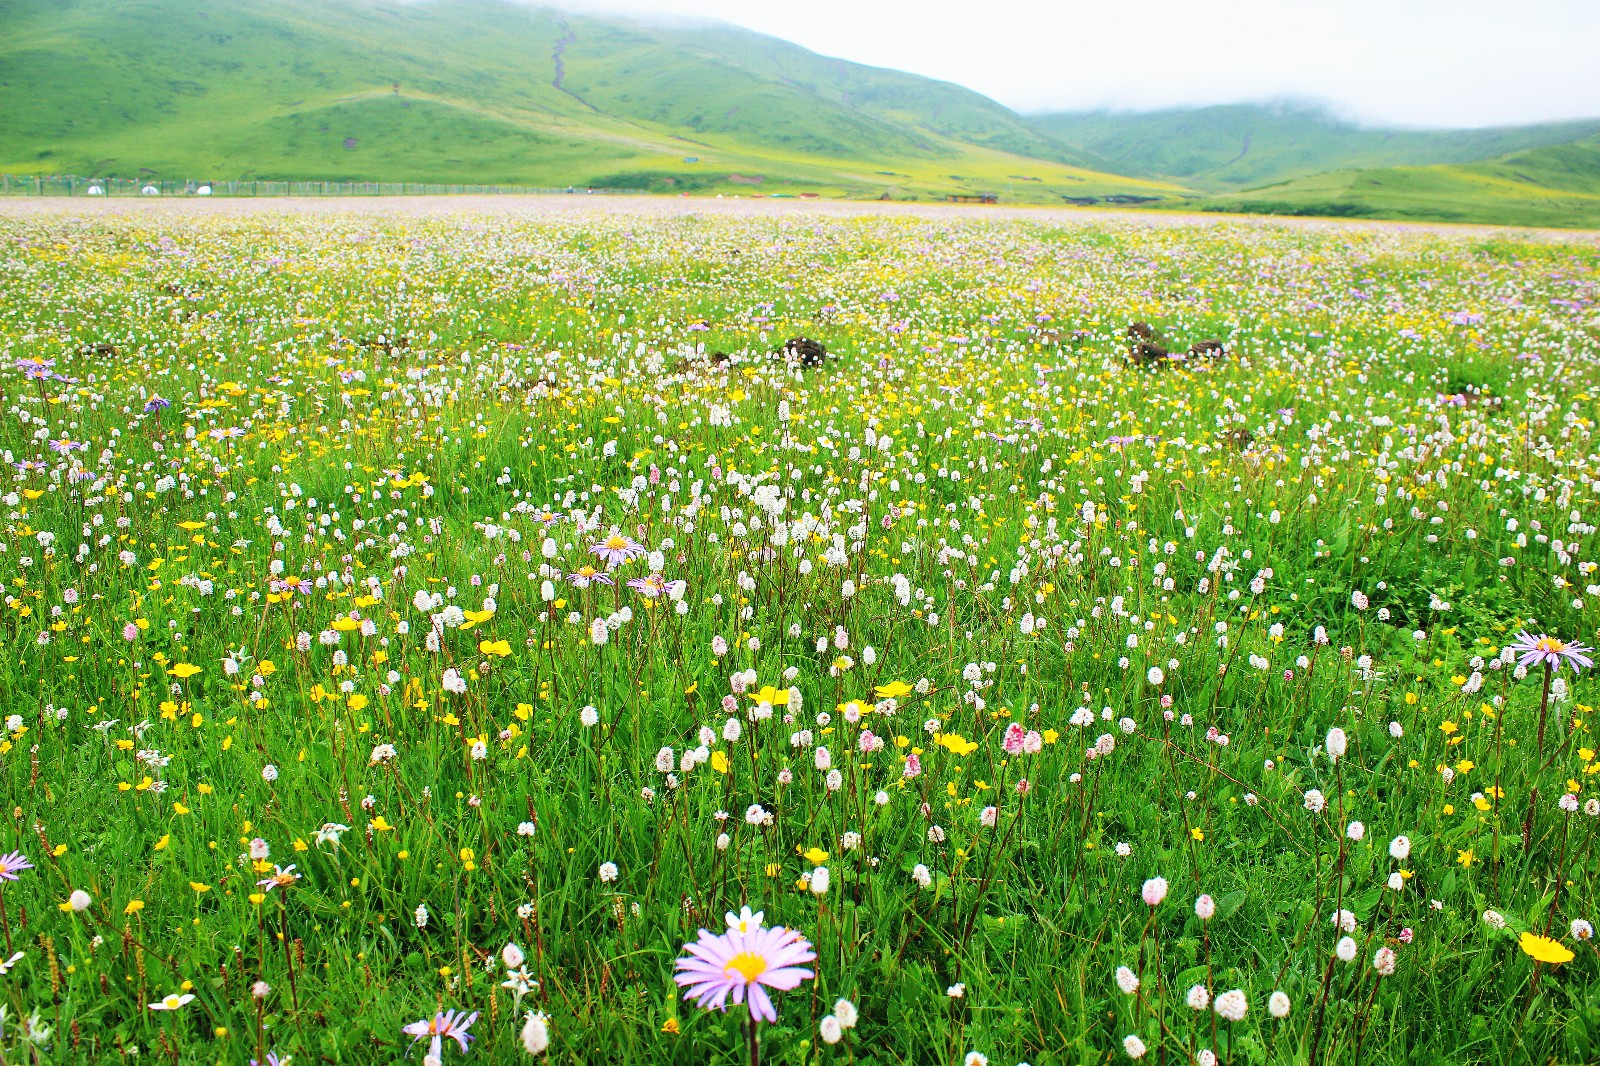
[0,174,645,197]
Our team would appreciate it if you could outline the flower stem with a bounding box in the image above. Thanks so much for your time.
[1535,661,1553,762]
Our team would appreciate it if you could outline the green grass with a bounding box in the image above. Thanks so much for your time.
[1186,136,1600,228]
[0,200,1594,1064]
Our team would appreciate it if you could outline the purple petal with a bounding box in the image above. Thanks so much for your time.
[747,983,777,1023]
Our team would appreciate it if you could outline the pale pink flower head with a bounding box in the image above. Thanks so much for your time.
[673,924,816,1023]
[1002,722,1026,755]
[1141,876,1169,907]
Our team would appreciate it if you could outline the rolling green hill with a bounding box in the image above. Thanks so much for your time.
[3,0,1599,226]
[1191,133,1600,228]
[0,0,1168,201]
[1027,102,1600,192]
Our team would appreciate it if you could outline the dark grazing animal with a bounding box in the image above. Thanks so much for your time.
[1127,323,1170,365]
[777,337,829,367]
[1127,322,1229,365]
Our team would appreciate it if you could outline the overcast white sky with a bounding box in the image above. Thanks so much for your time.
[554,0,1600,128]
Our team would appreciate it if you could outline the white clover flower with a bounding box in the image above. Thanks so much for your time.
[1214,989,1247,1021]
[1115,966,1140,995]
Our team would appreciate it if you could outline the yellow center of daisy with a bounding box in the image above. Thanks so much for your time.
[724,951,768,982]
[1537,637,1565,653]
[606,536,627,549]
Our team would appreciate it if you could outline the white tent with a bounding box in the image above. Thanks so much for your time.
[87,185,105,196]
[196,185,212,196]
[140,185,160,196]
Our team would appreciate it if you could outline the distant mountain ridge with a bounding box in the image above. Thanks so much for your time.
[0,0,1160,200]
[1,1,1598,226]
[1026,102,1600,190]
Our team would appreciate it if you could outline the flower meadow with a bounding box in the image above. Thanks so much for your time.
[0,203,1596,1065]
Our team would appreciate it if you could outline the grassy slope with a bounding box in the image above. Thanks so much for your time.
[1028,102,1600,191]
[0,0,1174,200]
[1195,134,1600,229]
[4,0,1597,223]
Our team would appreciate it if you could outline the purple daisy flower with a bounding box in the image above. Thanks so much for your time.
[402,1009,478,1060]
[255,864,300,892]
[673,924,816,1023]
[627,573,686,600]
[0,852,33,882]
[1508,631,1594,673]
[568,565,614,588]
[590,533,645,570]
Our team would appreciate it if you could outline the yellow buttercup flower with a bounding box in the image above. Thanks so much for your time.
[1519,933,1574,965]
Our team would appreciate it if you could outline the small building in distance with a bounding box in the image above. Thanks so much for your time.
[946,193,997,204]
